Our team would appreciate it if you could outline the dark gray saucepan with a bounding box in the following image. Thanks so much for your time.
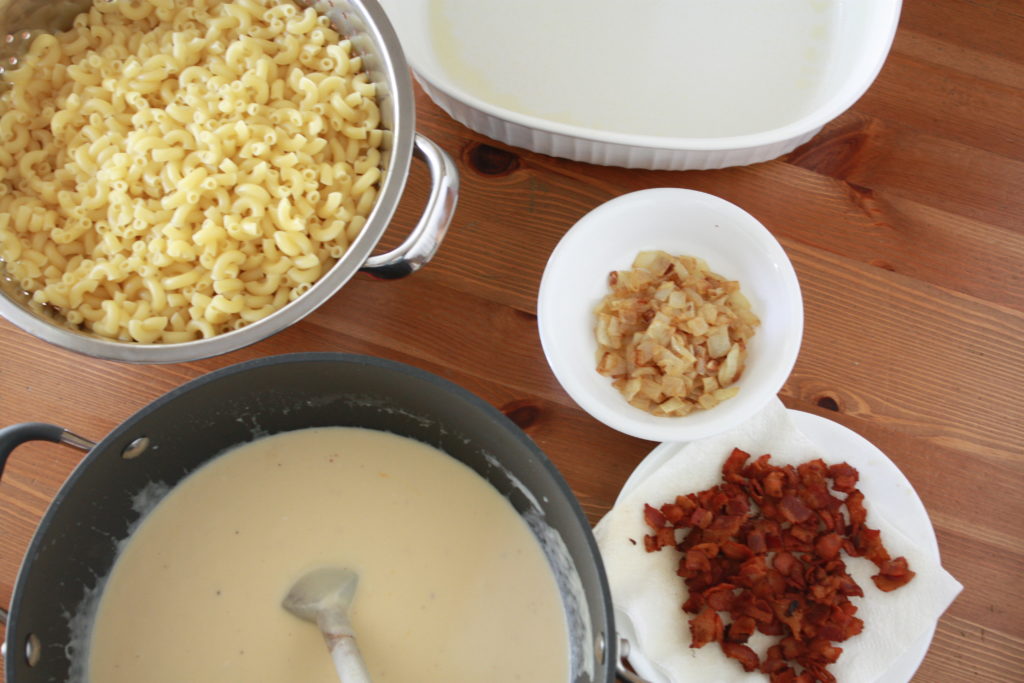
[0,353,624,682]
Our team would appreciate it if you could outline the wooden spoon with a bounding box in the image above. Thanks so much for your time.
[282,567,372,683]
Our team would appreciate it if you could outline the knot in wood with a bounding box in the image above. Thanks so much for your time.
[467,143,520,176]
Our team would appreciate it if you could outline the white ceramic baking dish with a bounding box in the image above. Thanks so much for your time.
[378,0,901,170]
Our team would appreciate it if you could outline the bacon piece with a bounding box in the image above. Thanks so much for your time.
[644,528,676,552]
[761,644,791,675]
[764,470,785,498]
[757,619,786,636]
[778,636,805,660]
[772,551,800,578]
[797,459,830,486]
[746,528,768,554]
[828,462,859,492]
[692,541,720,558]
[726,615,757,643]
[799,483,835,511]
[689,607,723,648]
[674,494,698,514]
[851,526,888,564]
[723,448,751,483]
[721,641,760,672]
[873,556,917,591]
[845,489,867,528]
[815,532,843,561]
[785,524,815,547]
[690,506,714,529]
[801,662,837,683]
[644,503,667,530]
[837,572,864,598]
[737,592,775,626]
[722,539,754,560]
[779,494,813,524]
[879,555,913,577]
[755,568,787,599]
[680,549,710,577]
[806,638,843,664]
[817,508,844,532]
[706,514,745,543]
[704,583,737,611]
[745,453,775,479]
[660,502,688,524]
[725,491,750,515]
[735,556,768,587]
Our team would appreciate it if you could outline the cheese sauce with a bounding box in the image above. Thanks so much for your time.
[87,427,570,682]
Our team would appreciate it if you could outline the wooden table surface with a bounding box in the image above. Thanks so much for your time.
[1,1,1022,681]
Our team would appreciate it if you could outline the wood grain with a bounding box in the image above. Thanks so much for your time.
[1,1,1022,681]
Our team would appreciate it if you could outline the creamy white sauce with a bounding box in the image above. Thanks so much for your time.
[86,427,570,682]
[428,0,838,137]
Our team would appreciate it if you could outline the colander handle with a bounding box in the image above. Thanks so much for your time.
[361,133,458,279]
[0,422,94,477]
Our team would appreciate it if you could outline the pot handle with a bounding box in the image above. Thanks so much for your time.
[615,637,653,683]
[617,664,651,683]
[0,422,94,477]
[360,133,458,279]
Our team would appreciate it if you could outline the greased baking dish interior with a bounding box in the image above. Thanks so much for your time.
[379,0,902,170]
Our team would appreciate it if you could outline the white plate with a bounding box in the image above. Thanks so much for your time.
[614,410,939,683]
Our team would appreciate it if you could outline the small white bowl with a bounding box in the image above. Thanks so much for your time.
[537,189,803,442]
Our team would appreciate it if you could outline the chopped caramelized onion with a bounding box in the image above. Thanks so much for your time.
[594,251,759,417]
[643,449,915,682]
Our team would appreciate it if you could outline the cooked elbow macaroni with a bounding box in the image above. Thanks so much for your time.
[0,0,385,343]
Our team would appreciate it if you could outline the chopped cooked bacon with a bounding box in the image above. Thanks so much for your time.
[655,526,675,548]
[764,470,786,498]
[661,502,689,524]
[827,463,859,492]
[644,503,667,530]
[689,607,723,648]
[772,551,800,578]
[872,555,916,592]
[844,489,868,528]
[704,583,737,611]
[726,614,757,643]
[722,539,755,560]
[690,506,714,529]
[721,642,760,672]
[723,448,751,483]
[746,528,768,554]
[779,494,814,524]
[815,532,843,561]
[807,638,843,665]
[642,449,913,681]
[683,547,713,575]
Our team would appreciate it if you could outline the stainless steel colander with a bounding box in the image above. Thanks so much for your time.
[0,0,458,363]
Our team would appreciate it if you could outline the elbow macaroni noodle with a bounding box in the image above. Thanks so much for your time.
[0,0,384,342]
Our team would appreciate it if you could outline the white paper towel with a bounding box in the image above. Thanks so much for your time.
[595,399,962,683]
